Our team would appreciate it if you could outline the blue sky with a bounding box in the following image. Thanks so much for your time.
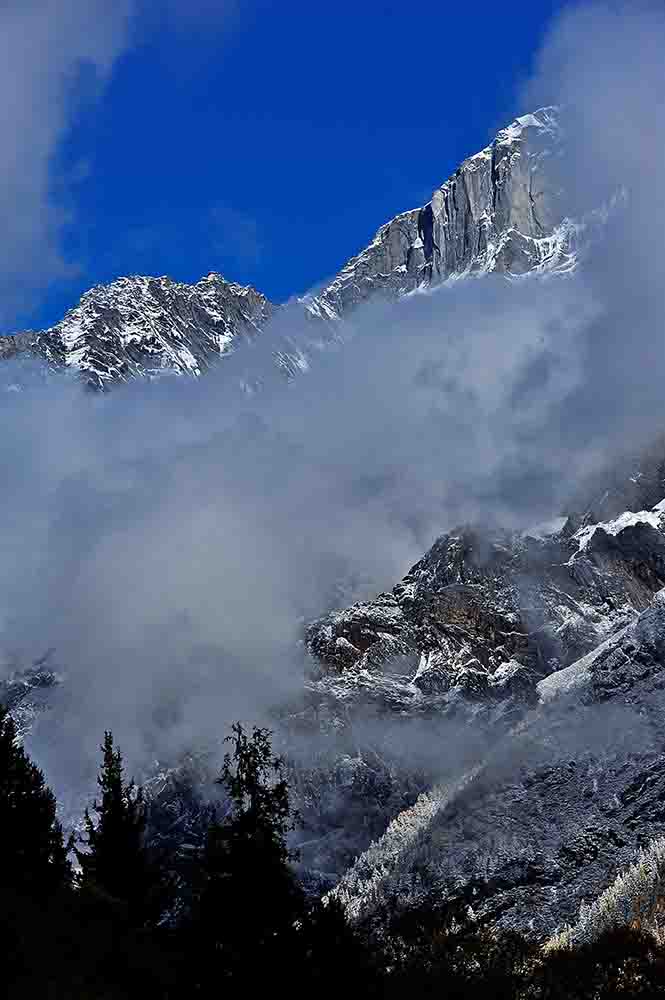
[20,0,564,332]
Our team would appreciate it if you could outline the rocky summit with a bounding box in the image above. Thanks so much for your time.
[6,273,272,389]
[1,108,575,389]
[303,107,575,322]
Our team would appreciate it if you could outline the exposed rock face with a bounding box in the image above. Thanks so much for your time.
[330,590,665,939]
[303,503,665,937]
[12,273,273,389]
[306,506,665,718]
[0,108,574,387]
[85,495,665,929]
[66,507,665,927]
[304,108,575,322]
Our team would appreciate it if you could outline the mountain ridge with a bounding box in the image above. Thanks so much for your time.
[8,272,272,390]
[1,107,574,388]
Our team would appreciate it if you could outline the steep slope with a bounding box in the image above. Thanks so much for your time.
[2,102,643,934]
[304,107,575,322]
[329,586,665,938]
[300,495,665,937]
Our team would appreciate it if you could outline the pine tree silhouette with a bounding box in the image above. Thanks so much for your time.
[190,723,382,995]
[192,723,303,985]
[0,704,70,895]
[76,731,166,924]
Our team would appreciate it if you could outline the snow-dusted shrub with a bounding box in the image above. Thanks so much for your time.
[545,837,665,952]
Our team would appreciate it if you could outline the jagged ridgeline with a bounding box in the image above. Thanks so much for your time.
[1,108,574,389]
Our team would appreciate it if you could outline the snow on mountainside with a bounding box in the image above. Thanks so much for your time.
[1,108,576,388]
[11,485,665,935]
[306,502,665,715]
[11,273,272,389]
[328,582,665,936]
[303,107,576,322]
[291,477,665,938]
[321,510,665,937]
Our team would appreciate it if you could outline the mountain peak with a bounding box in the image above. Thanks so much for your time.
[303,106,573,321]
[1,108,575,388]
[28,270,272,388]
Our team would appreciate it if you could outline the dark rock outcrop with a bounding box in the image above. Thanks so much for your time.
[306,507,665,721]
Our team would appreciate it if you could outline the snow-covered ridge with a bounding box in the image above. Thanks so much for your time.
[2,108,579,388]
[572,505,665,552]
[16,272,272,389]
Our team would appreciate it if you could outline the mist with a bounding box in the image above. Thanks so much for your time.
[2,275,591,790]
[2,0,665,809]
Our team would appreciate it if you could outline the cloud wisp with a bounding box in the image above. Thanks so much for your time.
[0,0,133,329]
[0,0,241,332]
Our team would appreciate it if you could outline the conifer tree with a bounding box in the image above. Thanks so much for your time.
[0,704,70,895]
[193,723,303,981]
[220,722,296,860]
[76,731,165,924]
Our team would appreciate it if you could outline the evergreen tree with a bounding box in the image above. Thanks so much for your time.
[192,723,304,984]
[0,704,70,895]
[76,731,166,924]
[220,721,297,860]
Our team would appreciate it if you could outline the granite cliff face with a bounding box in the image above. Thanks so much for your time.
[1,108,573,388]
[304,107,575,322]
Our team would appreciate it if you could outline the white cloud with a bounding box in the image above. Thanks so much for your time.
[0,0,133,328]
